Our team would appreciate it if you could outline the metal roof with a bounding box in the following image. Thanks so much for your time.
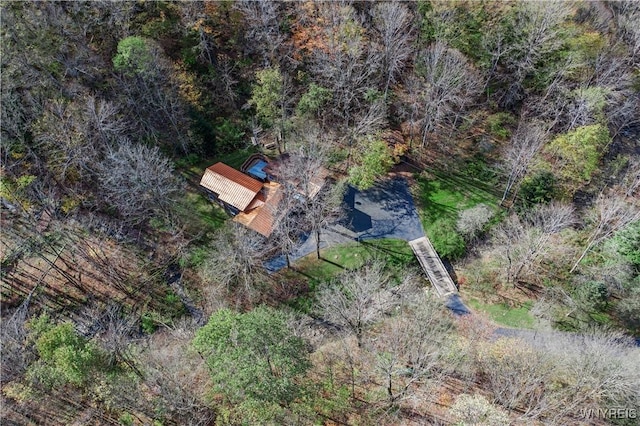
[234,182,283,237]
[199,162,263,211]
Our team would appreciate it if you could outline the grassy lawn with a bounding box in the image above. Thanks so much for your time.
[176,147,259,189]
[174,190,227,238]
[414,168,501,258]
[468,298,536,329]
[295,239,415,281]
[211,147,259,170]
[296,242,368,278]
[186,147,258,175]
[286,239,417,312]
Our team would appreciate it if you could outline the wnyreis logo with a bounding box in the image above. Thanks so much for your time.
[579,408,637,420]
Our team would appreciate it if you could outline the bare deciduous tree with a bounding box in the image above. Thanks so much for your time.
[306,181,346,260]
[269,191,301,270]
[84,96,127,145]
[501,120,548,205]
[97,138,181,225]
[474,337,554,417]
[234,0,285,66]
[311,3,382,136]
[113,38,193,153]
[495,202,575,285]
[370,2,413,96]
[612,1,640,60]
[349,99,388,143]
[457,203,494,240]
[139,323,216,426]
[496,1,571,108]
[74,302,140,372]
[33,99,97,182]
[621,157,640,198]
[0,293,36,384]
[178,2,217,66]
[414,42,481,147]
[90,0,136,42]
[317,261,391,347]
[522,329,639,422]
[1,91,31,174]
[178,2,241,108]
[198,223,268,308]
[566,86,608,130]
[33,95,127,185]
[593,53,640,137]
[280,128,345,259]
[571,190,640,272]
[369,293,454,406]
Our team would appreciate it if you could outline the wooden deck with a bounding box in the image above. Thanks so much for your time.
[409,237,458,297]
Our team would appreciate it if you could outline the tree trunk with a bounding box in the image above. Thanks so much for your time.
[316,228,321,259]
[570,241,595,273]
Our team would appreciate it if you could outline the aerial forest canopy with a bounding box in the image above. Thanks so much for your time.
[1,1,639,425]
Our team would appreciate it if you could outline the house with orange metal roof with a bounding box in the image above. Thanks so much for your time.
[199,162,264,215]
[199,161,282,237]
[199,156,328,238]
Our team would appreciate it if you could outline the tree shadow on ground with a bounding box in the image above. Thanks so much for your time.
[414,178,459,223]
[359,240,416,267]
[428,167,504,200]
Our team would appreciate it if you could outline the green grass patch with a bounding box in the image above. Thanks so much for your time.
[295,239,416,282]
[287,239,417,312]
[468,298,536,329]
[588,311,613,326]
[414,169,500,259]
[485,112,516,140]
[174,191,227,238]
[214,147,259,169]
[285,243,367,313]
[295,243,371,281]
[361,239,416,268]
[176,147,259,188]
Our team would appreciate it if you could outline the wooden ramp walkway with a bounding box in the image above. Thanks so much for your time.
[409,237,458,297]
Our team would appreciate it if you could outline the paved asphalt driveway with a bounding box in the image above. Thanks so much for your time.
[264,177,475,318]
[265,177,425,271]
[342,177,425,242]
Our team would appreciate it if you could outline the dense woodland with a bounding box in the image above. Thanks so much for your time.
[1,1,639,425]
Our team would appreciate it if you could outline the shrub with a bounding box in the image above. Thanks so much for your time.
[614,221,640,267]
[26,315,102,387]
[573,280,609,312]
[430,218,466,259]
[112,36,155,77]
[348,137,394,190]
[457,204,494,239]
[544,124,609,193]
[519,171,557,206]
[449,393,510,426]
[486,112,516,139]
